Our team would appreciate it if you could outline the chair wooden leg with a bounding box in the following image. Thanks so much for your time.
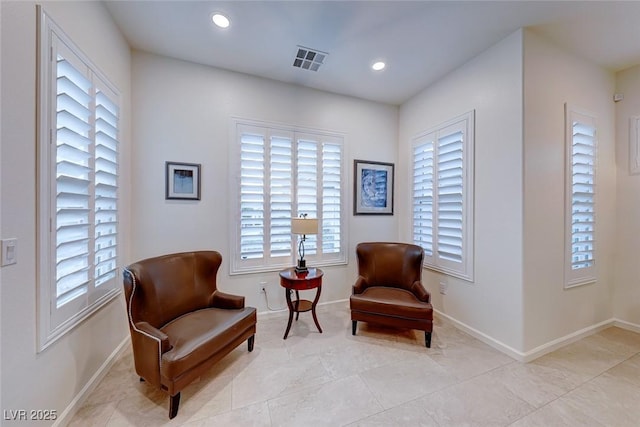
[352,320,357,335]
[425,331,432,348]
[169,393,181,419]
[248,335,255,352]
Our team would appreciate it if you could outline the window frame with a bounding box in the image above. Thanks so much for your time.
[230,119,347,275]
[411,111,475,281]
[37,8,121,351]
[564,104,597,288]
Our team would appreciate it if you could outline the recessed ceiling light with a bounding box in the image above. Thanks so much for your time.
[212,13,230,28]
[372,61,386,71]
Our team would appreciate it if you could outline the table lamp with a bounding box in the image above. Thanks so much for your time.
[291,214,319,273]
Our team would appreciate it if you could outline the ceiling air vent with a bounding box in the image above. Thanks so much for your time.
[293,46,327,72]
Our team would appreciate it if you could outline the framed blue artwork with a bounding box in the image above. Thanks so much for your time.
[354,159,394,215]
[166,161,201,200]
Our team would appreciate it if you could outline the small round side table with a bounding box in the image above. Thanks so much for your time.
[279,267,323,339]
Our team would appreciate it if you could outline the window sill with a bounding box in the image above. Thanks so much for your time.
[423,264,474,283]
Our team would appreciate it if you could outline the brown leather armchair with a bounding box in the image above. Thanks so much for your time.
[122,251,256,419]
[350,242,433,348]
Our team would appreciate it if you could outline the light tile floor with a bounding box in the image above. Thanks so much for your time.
[69,303,640,426]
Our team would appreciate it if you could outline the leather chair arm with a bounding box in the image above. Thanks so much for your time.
[410,281,431,303]
[135,321,172,353]
[130,321,172,387]
[210,290,245,309]
[353,276,368,294]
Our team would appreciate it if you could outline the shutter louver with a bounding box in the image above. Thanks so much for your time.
[570,120,595,270]
[55,54,92,307]
[322,143,341,254]
[437,130,464,263]
[240,132,266,260]
[270,135,293,257]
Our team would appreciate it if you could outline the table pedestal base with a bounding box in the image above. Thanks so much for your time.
[283,289,323,339]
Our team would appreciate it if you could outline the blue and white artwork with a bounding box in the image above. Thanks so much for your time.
[361,168,388,208]
[354,160,393,215]
[173,169,194,194]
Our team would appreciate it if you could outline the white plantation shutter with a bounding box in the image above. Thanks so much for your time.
[412,135,434,257]
[297,137,319,255]
[232,121,346,273]
[237,125,296,271]
[570,123,595,269]
[94,87,119,289]
[565,105,597,287]
[270,135,293,258]
[239,130,266,261]
[411,111,474,280]
[55,50,93,311]
[38,10,121,350]
[436,126,464,264]
[321,143,342,255]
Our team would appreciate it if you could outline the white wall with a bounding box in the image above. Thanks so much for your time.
[130,51,399,312]
[398,30,525,353]
[0,0,3,416]
[1,1,131,424]
[522,29,617,351]
[613,64,640,327]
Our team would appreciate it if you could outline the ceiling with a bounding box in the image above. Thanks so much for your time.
[104,1,640,106]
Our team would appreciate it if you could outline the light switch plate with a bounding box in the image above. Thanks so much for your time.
[1,238,17,266]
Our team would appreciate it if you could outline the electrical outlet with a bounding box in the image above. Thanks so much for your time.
[439,282,447,295]
[259,281,267,293]
[1,238,17,266]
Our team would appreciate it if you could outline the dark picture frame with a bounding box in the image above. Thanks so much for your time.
[354,159,394,215]
[165,161,201,200]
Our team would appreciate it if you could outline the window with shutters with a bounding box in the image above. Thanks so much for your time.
[564,105,597,288]
[231,120,346,274]
[411,111,474,281]
[37,9,121,350]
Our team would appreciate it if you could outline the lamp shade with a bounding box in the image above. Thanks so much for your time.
[291,218,319,235]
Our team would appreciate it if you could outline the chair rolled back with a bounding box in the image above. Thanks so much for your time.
[356,242,424,291]
[123,251,222,328]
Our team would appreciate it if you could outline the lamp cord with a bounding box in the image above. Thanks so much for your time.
[263,287,287,311]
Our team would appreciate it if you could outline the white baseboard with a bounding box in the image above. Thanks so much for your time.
[612,318,640,334]
[257,306,288,318]
[436,309,640,363]
[434,309,526,361]
[519,319,613,362]
[53,336,130,427]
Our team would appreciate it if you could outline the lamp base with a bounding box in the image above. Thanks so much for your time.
[295,259,308,274]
